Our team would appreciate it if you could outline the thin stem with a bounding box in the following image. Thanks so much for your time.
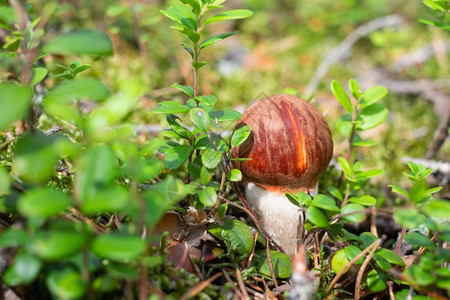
[326,236,385,295]
[354,240,378,300]
[395,227,407,254]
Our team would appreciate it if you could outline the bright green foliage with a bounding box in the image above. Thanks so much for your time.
[42,29,114,56]
[420,0,450,31]
[252,250,291,279]
[0,83,32,131]
[208,219,254,256]
[0,0,448,299]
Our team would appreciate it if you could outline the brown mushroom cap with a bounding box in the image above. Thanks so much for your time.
[231,94,333,194]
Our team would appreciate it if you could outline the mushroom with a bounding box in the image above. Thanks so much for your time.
[231,94,333,255]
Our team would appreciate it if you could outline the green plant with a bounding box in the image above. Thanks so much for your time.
[0,0,256,299]
[420,0,450,31]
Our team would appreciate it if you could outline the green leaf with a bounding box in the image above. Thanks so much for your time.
[252,250,291,279]
[419,19,450,31]
[18,188,71,220]
[3,253,42,286]
[331,80,353,113]
[202,149,222,169]
[0,83,32,131]
[341,203,366,223]
[75,145,118,204]
[227,169,242,182]
[152,101,190,114]
[360,86,388,108]
[338,157,352,176]
[192,61,207,69]
[92,275,120,292]
[331,249,350,274]
[91,234,145,261]
[0,166,10,196]
[0,229,28,247]
[46,269,86,299]
[312,194,340,212]
[394,207,425,229]
[423,199,450,219]
[423,0,448,12]
[336,113,353,137]
[0,7,16,25]
[356,169,384,179]
[208,219,254,256]
[200,31,238,49]
[210,109,242,122]
[360,232,377,249]
[171,83,194,97]
[366,270,388,292]
[328,187,343,201]
[31,67,48,86]
[231,125,251,148]
[389,184,409,198]
[13,132,60,184]
[405,264,436,286]
[404,232,435,250]
[81,187,128,215]
[344,245,364,265]
[180,0,202,14]
[180,42,194,58]
[306,206,329,227]
[42,29,113,56]
[348,195,376,206]
[348,79,361,98]
[190,108,210,132]
[160,5,197,31]
[195,95,218,107]
[356,103,388,130]
[199,186,217,207]
[164,145,192,169]
[44,79,110,122]
[376,248,405,266]
[143,178,186,226]
[31,231,85,260]
[373,254,391,271]
[166,114,192,139]
[204,9,253,25]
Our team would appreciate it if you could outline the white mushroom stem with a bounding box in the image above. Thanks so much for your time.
[245,182,318,256]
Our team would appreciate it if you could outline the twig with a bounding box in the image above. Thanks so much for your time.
[222,270,244,299]
[313,232,319,269]
[247,231,258,269]
[354,241,378,300]
[266,237,278,288]
[326,236,384,294]
[180,272,222,300]
[262,277,277,300]
[304,14,404,96]
[370,206,378,238]
[395,227,407,254]
[392,40,450,71]
[45,125,63,136]
[236,269,250,300]
[387,281,396,300]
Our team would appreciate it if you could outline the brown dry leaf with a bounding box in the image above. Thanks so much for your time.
[154,211,185,242]
[166,241,201,273]
[185,224,215,247]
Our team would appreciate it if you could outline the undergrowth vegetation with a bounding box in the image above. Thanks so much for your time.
[0,0,449,299]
